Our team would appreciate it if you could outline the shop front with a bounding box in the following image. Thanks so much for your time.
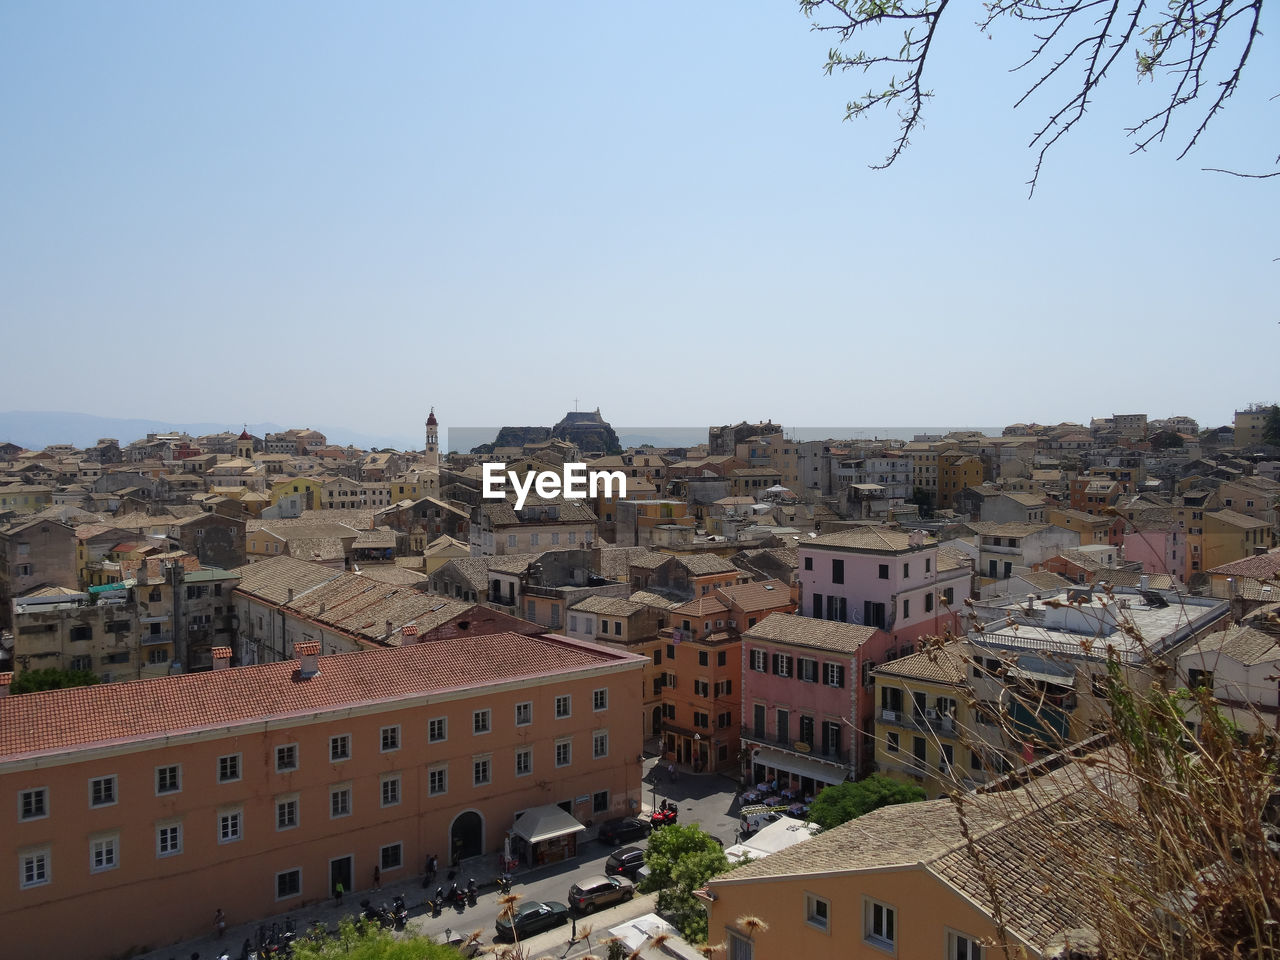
[509,804,587,867]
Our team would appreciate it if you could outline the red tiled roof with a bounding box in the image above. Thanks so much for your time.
[0,633,638,761]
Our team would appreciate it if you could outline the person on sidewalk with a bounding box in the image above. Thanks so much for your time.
[372,865,381,891]
[213,908,226,939]
[334,880,345,905]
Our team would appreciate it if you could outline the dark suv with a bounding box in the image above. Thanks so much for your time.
[597,816,652,846]
[568,874,636,913]
[605,845,646,880]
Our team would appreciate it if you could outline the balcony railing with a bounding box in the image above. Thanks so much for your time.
[877,709,957,735]
[741,730,849,764]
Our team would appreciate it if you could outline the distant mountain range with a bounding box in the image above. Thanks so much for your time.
[0,411,412,453]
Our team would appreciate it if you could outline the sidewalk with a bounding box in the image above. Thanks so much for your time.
[515,892,704,960]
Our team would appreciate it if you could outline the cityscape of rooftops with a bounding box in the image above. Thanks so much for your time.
[2,1,1277,957]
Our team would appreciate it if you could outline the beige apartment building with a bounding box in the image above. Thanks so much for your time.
[2,633,646,960]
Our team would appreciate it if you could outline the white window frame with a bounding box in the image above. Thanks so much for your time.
[947,930,984,960]
[276,794,300,832]
[555,738,572,768]
[275,743,299,772]
[555,694,572,719]
[473,755,492,787]
[89,775,117,809]
[380,842,403,872]
[515,701,533,726]
[428,716,447,743]
[218,807,243,844]
[380,724,401,753]
[593,688,608,711]
[473,709,492,735]
[593,730,609,759]
[217,753,242,784]
[90,833,119,873]
[329,733,351,762]
[428,764,448,796]
[155,764,182,796]
[330,784,352,819]
[156,821,183,858]
[20,847,51,888]
[19,786,49,821]
[805,891,831,932]
[515,746,532,777]
[381,773,402,808]
[275,867,302,901]
[863,897,896,952]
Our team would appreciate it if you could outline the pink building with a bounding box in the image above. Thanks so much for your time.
[1122,522,1185,582]
[1,634,646,960]
[796,528,971,649]
[740,613,887,783]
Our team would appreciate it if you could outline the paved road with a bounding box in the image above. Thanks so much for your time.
[139,758,742,958]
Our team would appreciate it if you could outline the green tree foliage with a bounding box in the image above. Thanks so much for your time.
[289,917,470,959]
[1264,405,1280,446]
[807,774,925,829]
[10,667,100,695]
[639,824,730,943]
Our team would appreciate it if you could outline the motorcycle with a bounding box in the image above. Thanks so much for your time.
[391,894,409,929]
[498,872,512,895]
[427,886,445,917]
[651,799,679,827]
[449,881,467,909]
[466,878,478,907]
[361,898,395,929]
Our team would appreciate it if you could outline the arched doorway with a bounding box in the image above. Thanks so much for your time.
[450,810,483,865]
[651,706,662,738]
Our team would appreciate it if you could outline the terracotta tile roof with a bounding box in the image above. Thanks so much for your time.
[597,546,666,580]
[1187,623,1280,666]
[679,554,740,576]
[744,612,879,655]
[352,565,426,585]
[626,551,675,571]
[936,545,973,573]
[0,632,639,761]
[671,596,730,617]
[715,580,792,613]
[968,521,1054,538]
[873,645,968,685]
[570,595,646,617]
[626,590,680,609]
[231,555,344,606]
[809,527,924,552]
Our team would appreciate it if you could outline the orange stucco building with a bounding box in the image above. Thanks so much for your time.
[2,633,646,960]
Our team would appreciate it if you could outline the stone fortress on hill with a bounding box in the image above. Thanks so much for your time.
[470,407,623,455]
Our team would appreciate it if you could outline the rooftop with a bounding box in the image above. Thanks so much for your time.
[0,632,642,762]
[744,612,879,655]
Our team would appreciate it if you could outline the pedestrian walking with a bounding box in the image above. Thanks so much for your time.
[213,908,226,939]
[334,880,344,905]
[372,865,381,890]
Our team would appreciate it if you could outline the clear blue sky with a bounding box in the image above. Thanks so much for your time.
[2,2,1275,449]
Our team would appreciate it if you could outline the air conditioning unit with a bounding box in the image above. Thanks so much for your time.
[924,708,938,720]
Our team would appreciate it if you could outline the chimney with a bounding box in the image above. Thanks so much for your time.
[0,672,11,699]
[295,641,320,679]
[287,587,295,603]
[385,619,393,638]
[211,646,232,671]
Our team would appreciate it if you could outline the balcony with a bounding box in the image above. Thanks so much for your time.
[877,708,957,736]
[741,730,849,764]
[140,632,174,646]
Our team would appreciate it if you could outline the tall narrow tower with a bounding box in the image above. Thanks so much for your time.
[236,426,254,460]
[424,408,439,468]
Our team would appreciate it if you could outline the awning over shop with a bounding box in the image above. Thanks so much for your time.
[511,804,587,845]
[750,746,847,785]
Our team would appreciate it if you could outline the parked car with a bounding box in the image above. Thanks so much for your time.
[495,900,570,942]
[569,874,636,914]
[597,816,652,846]
[605,845,647,880]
